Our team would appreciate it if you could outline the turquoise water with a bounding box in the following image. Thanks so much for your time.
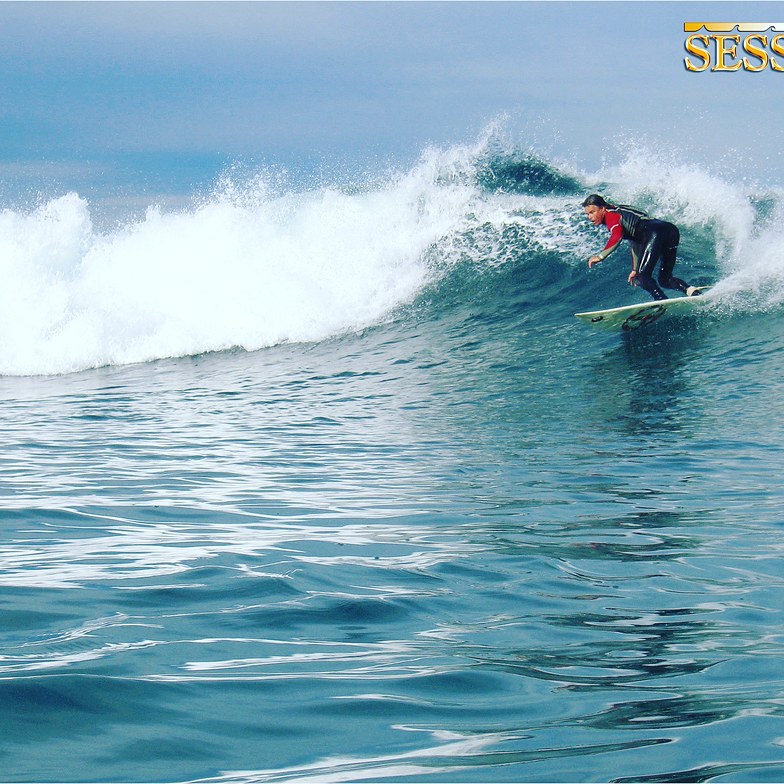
[1,139,784,782]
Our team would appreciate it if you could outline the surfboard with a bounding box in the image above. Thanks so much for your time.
[575,288,711,331]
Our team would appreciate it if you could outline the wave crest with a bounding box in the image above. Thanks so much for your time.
[1,130,781,375]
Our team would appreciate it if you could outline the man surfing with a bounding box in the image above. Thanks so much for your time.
[583,194,700,301]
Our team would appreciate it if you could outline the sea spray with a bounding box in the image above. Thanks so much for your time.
[0,134,782,376]
[0,156,481,376]
[712,191,784,308]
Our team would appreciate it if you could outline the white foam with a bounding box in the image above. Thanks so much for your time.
[0,155,482,376]
[696,188,784,307]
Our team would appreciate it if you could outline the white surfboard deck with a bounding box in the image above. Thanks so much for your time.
[575,288,711,331]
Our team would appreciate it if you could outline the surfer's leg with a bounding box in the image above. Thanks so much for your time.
[636,230,667,300]
[657,223,690,294]
[635,273,667,300]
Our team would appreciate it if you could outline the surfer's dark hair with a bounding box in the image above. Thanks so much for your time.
[582,194,613,208]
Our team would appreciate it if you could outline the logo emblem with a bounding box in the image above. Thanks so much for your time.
[684,23,784,71]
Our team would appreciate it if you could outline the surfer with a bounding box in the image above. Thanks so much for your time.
[583,194,700,301]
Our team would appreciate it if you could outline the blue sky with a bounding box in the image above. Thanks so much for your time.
[0,1,782,202]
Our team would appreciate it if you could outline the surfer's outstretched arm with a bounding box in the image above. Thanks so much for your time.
[584,199,623,267]
[628,246,640,285]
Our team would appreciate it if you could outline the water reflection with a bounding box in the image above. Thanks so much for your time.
[584,320,710,437]
[1,310,783,782]
[614,759,784,783]
[586,693,745,731]
[189,730,670,783]
[477,609,720,688]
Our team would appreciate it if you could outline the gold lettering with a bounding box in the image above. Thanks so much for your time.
[742,34,768,71]
[771,33,784,71]
[712,34,743,71]
[684,34,711,71]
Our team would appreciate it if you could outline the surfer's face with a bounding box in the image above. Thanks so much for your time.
[584,205,606,225]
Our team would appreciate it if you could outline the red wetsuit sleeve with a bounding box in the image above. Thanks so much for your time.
[600,211,624,258]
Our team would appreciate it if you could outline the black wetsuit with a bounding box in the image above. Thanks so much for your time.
[601,207,690,301]
[632,219,689,301]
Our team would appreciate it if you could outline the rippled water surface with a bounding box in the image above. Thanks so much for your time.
[2,303,784,783]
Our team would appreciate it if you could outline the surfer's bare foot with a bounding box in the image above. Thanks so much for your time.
[686,286,701,296]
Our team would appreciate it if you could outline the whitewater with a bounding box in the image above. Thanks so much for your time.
[2,133,784,783]
[2,134,780,378]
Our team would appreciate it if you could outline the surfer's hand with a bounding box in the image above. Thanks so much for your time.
[628,270,637,285]
[588,256,602,268]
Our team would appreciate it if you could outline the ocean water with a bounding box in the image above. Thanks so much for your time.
[2,134,784,783]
